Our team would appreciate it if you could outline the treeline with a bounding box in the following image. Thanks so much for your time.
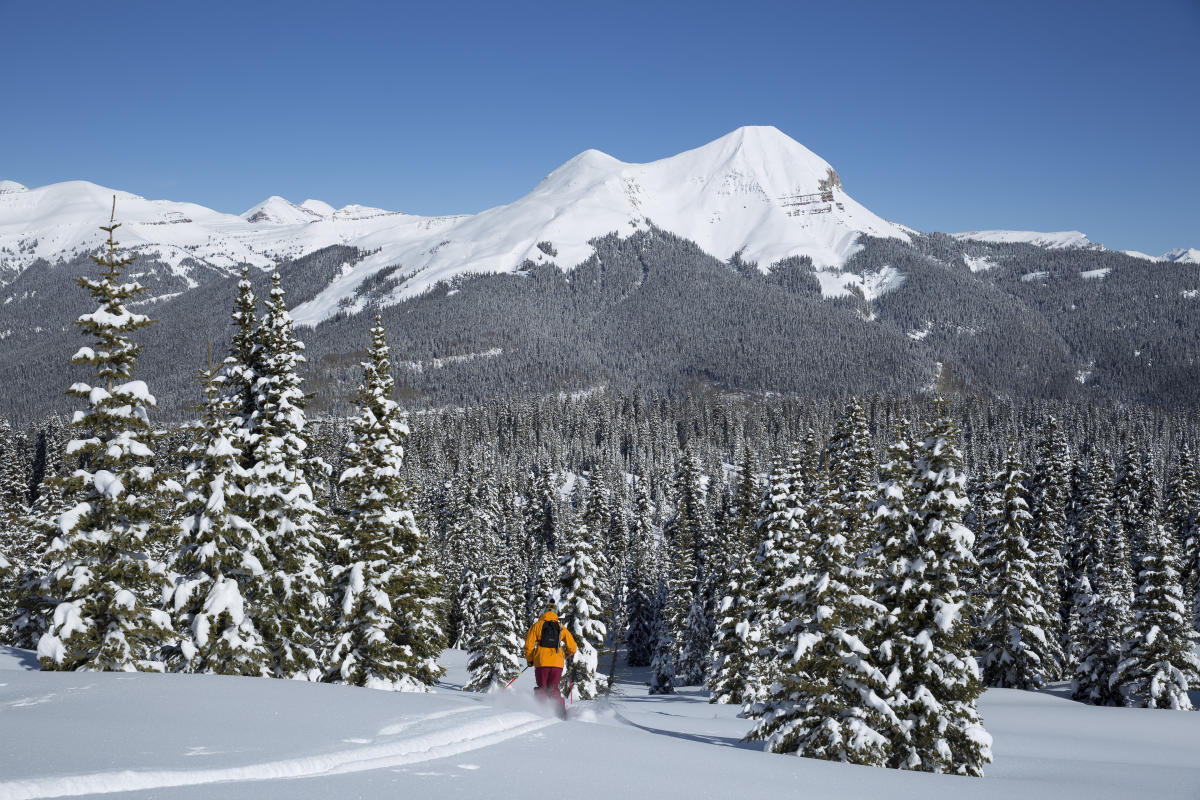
[1,218,1199,780]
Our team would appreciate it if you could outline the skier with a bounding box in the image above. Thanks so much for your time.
[524,606,578,715]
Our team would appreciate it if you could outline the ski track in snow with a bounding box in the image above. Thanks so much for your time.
[0,711,555,800]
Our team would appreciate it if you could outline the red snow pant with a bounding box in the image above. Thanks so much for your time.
[534,666,565,711]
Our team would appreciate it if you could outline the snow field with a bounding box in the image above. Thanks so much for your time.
[2,646,1199,800]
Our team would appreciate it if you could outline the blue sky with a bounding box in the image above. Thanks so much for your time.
[3,0,1197,254]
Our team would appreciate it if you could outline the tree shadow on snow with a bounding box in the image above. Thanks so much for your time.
[607,700,761,752]
[0,646,40,671]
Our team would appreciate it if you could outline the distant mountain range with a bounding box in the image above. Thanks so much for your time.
[1,127,1197,420]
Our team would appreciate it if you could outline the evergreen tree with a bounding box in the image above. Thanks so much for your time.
[1072,455,1131,707]
[326,317,443,690]
[0,419,42,645]
[453,566,483,650]
[706,535,758,705]
[528,462,560,555]
[825,399,876,575]
[979,448,1058,689]
[167,361,270,675]
[625,477,657,667]
[36,211,177,672]
[1028,417,1071,678]
[730,446,761,551]
[743,453,808,709]
[648,583,676,695]
[664,449,711,685]
[870,415,916,642]
[1110,521,1199,709]
[0,417,24,527]
[749,466,898,765]
[243,270,330,680]
[223,270,261,467]
[557,520,607,699]
[465,572,524,691]
[1163,442,1199,625]
[875,408,991,776]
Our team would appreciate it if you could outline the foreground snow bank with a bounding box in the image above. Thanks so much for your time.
[1,647,1198,800]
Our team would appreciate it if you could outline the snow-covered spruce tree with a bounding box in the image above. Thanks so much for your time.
[557,518,607,699]
[222,271,262,467]
[1163,442,1198,623]
[1110,520,1199,709]
[5,493,62,649]
[664,449,711,685]
[679,587,713,688]
[1067,455,1115,665]
[825,399,876,578]
[444,459,497,644]
[453,566,482,650]
[167,362,270,676]
[0,421,42,645]
[580,471,617,621]
[963,473,998,628]
[978,447,1059,689]
[625,476,658,667]
[1028,416,1071,678]
[37,212,177,672]
[870,416,916,626]
[706,534,759,705]
[743,453,808,711]
[243,270,331,680]
[749,464,898,765]
[525,550,556,630]
[326,317,443,690]
[1114,442,1147,560]
[876,408,991,776]
[0,417,24,528]
[648,583,676,695]
[528,462,560,555]
[730,446,761,551]
[465,572,524,691]
[1072,456,1130,707]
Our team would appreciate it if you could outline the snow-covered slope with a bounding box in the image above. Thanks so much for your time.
[0,127,911,323]
[291,126,912,323]
[241,195,325,225]
[2,646,1198,800]
[952,230,1099,249]
[0,180,274,278]
[1163,247,1200,264]
[4,127,1194,327]
[953,231,1200,266]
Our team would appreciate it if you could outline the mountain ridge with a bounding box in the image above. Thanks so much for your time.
[3,127,1194,310]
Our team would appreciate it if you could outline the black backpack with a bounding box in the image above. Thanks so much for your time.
[537,619,562,651]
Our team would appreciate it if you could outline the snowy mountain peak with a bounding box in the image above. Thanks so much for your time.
[241,196,322,225]
[1162,247,1200,264]
[1,128,919,327]
[675,124,837,186]
[0,180,26,194]
[299,199,336,218]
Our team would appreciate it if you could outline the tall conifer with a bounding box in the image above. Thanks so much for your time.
[37,209,177,672]
[327,317,443,689]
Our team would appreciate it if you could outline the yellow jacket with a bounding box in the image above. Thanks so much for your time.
[524,611,577,668]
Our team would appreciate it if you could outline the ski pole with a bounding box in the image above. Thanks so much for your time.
[566,661,574,705]
[503,665,531,691]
